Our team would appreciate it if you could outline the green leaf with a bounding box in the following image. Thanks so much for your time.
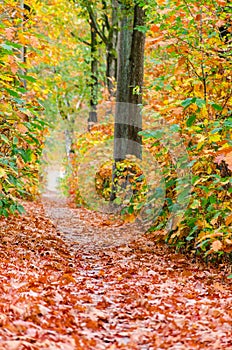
[5,41,22,49]
[16,204,25,214]
[19,74,37,83]
[0,43,14,53]
[0,134,10,144]
[16,149,32,163]
[224,118,232,128]
[227,274,232,279]
[135,25,148,33]
[181,97,195,108]
[195,98,206,108]
[136,174,145,182]
[13,98,24,104]
[17,87,27,93]
[5,88,19,98]
[186,114,196,127]
[170,124,180,132]
[113,197,122,205]
[210,127,222,134]
[13,137,18,145]
[211,103,223,111]
[127,205,134,214]
[139,129,164,139]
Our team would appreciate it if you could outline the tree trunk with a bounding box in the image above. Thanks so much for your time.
[113,6,133,162]
[20,0,27,88]
[127,4,145,157]
[113,3,145,161]
[106,0,118,98]
[88,20,98,131]
[111,3,146,201]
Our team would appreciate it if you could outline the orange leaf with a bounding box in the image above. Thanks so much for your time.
[216,0,227,5]
[123,213,136,223]
[225,151,232,171]
[5,27,15,40]
[17,123,28,133]
[225,214,232,226]
[10,63,18,75]
[150,24,160,33]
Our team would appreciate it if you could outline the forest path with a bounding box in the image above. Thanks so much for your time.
[39,181,232,350]
[0,173,231,349]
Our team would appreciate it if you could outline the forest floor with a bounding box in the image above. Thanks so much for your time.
[0,188,232,350]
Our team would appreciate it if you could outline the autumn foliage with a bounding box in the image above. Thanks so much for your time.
[60,1,232,259]
[0,1,47,216]
[143,0,232,258]
[1,1,232,349]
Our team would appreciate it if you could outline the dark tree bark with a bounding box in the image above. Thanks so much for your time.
[20,0,29,88]
[88,20,98,130]
[106,0,118,98]
[113,3,145,161]
[111,2,146,201]
[127,4,145,157]
[128,4,145,105]
[83,0,119,127]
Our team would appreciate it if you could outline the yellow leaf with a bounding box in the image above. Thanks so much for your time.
[0,74,13,82]
[30,153,37,162]
[209,134,221,143]
[17,32,28,45]
[0,168,6,178]
[196,135,206,150]
[212,240,222,252]
[196,141,205,150]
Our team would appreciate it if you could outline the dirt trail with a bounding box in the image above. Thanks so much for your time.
[39,186,232,350]
[42,187,145,252]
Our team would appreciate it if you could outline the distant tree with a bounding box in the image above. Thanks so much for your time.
[76,0,119,129]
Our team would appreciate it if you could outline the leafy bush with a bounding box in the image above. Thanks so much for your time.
[65,124,113,206]
[142,0,232,258]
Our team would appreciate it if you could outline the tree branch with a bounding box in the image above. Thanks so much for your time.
[86,4,108,44]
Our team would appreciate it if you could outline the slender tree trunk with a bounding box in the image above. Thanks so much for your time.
[127,4,145,157]
[20,0,27,88]
[113,6,133,162]
[88,21,98,130]
[106,0,118,98]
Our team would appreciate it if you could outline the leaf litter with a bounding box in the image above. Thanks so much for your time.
[0,193,231,350]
